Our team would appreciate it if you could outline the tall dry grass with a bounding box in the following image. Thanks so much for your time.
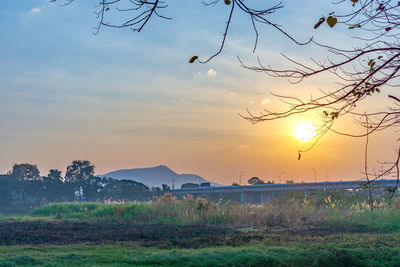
[32,192,400,231]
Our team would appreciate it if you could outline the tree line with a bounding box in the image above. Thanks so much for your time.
[0,160,165,214]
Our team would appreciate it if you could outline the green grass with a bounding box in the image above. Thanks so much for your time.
[30,193,400,232]
[1,233,400,266]
[32,202,103,219]
[325,207,400,232]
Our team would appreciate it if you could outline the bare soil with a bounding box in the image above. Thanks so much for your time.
[0,221,237,247]
[0,221,382,248]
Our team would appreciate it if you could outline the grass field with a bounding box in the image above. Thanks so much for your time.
[2,193,400,266]
[1,233,400,266]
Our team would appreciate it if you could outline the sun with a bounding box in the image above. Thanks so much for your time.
[294,122,316,143]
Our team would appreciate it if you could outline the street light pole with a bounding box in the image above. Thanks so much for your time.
[311,168,316,183]
[239,170,244,185]
[278,171,285,184]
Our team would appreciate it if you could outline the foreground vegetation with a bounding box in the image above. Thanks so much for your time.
[0,192,399,266]
[2,232,400,266]
[31,192,400,232]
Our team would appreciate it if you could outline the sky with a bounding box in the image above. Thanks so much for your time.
[0,0,398,185]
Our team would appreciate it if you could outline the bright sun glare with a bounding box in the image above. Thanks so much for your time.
[294,122,316,143]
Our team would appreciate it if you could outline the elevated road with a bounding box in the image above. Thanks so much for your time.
[171,179,399,203]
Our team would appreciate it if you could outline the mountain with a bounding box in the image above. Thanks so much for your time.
[100,165,220,188]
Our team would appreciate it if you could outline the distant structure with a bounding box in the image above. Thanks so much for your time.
[181,183,200,189]
[171,180,399,204]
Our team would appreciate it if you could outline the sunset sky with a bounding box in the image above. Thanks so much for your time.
[1,0,398,185]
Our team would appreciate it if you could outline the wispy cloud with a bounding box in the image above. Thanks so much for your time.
[237,145,251,150]
[228,91,237,97]
[207,69,217,76]
[29,8,41,14]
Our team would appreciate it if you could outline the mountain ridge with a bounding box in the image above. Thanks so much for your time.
[101,165,221,188]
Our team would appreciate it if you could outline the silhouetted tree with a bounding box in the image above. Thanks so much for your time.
[45,169,63,183]
[248,177,264,185]
[11,163,41,181]
[0,163,154,213]
[65,160,95,184]
[162,184,170,192]
[64,160,95,200]
[43,169,68,202]
[95,178,150,202]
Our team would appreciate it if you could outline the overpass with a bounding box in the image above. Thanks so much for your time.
[171,179,399,203]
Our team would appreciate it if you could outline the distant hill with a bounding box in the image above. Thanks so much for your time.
[101,165,220,188]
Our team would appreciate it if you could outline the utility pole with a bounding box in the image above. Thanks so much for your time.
[279,171,285,184]
[311,168,316,183]
[172,178,175,189]
[239,170,244,185]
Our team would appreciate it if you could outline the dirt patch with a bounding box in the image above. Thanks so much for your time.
[0,221,237,246]
[0,221,386,248]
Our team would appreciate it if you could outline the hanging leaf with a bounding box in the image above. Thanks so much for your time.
[327,16,337,27]
[368,60,375,72]
[370,62,375,68]
[314,17,325,29]
[189,56,198,63]
[330,112,339,119]
[349,24,361,29]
